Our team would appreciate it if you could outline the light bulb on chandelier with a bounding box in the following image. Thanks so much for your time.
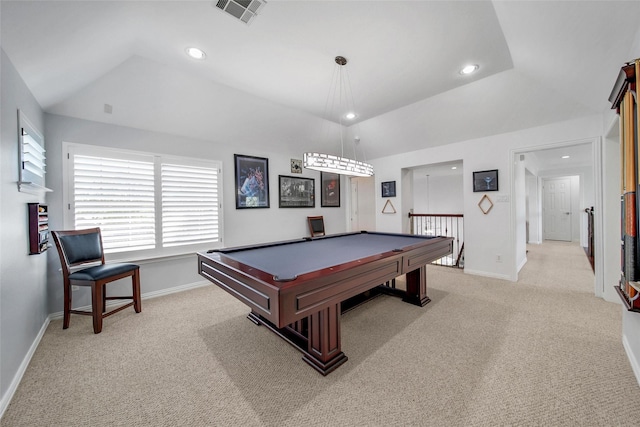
[303,56,374,177]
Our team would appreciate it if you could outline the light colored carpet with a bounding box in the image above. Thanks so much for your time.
[2,241,638,426]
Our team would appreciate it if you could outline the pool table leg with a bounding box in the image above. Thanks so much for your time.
[247,305,348,375]
[303,302,348,375]
[403,265,431,307]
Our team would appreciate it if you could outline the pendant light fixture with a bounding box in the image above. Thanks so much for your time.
[303,56,374,177]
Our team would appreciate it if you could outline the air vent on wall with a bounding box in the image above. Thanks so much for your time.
[214,0,266,25]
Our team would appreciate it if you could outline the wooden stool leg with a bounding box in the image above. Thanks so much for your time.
[92,284,104,334]
[63,279,71,329]
[133,269,141,313]
[102,284,107,313]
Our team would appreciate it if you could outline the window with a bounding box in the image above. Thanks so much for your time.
[161,163,220,247]
[65,143,222,259]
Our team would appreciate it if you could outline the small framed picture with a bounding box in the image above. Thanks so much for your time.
[279,175,315,208]
[473,169,499,192]
[234,154,270,209]
[290,158,302,174]
[321,172,340,207]
[381,181,396,197]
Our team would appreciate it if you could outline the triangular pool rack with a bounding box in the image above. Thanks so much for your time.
[382,199,396,214]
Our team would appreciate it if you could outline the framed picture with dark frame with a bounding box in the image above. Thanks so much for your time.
[320,172,340,207]
[234,154,270,209]
[473,169,499,192]
[278,175,315,208]
[381,181,396,197]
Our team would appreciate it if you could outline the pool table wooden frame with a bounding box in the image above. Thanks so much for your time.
[197,231,453,375]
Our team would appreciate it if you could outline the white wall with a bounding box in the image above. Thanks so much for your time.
[370,115,603,281]
[0,50,48,413]
[412,173,463,214]
[44,114,350,314]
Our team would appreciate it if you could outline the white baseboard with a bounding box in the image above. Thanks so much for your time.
[49,280,211,320]
[0,316,51,419]
[141,280,211,300]
[0,280,211,418]
[517,256,528,274]
[463,268,512,281]
[622,333,640,387]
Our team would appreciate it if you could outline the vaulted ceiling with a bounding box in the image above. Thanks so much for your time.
[2,1,639,160]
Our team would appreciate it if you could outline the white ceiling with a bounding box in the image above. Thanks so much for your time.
[2,1,639,161]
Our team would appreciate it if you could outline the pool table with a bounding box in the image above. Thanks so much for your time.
[197,231,453,375]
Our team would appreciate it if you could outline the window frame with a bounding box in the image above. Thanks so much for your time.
[63,142,224,262]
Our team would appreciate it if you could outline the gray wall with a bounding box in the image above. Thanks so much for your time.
[44,113,349,314]
[0,49,48,407]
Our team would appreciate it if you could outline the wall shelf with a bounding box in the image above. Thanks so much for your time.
[28,203,49,255]
[18,110,51,194]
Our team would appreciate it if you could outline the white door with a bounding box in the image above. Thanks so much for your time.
[350,177,375,231]
[543,177,572,241]
[350,180,359,231]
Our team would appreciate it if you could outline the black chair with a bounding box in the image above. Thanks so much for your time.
[307,216,325,237]
[52,227,141,334]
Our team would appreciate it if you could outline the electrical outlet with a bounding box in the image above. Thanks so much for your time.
[496,254,502,263]
[71,285,79,291]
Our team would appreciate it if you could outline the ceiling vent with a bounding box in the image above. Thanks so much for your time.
[214,0,266,25]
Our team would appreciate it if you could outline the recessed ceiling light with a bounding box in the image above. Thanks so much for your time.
[451,166,457,170]
[562,155,570,159]
[460,64,479,75]
[345,112,357,120]
[185,47,206,60]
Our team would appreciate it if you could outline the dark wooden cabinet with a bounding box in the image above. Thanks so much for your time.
[28,203,49,254]
[610,59,640,311]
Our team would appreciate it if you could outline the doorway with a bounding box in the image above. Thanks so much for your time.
[349,176,375,231]
[543,177,573,241]
[512,140,595,285]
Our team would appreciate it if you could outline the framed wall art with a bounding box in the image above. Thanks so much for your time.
[473,169,498,192]
[320,172,340,207]
[279,175,315,208]
[381,181,396,197]
[290,158,302,174]
[234,154,270,209]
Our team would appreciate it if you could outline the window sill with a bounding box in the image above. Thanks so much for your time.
[105,244,223,265]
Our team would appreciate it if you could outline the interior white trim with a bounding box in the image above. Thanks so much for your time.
[463,269,511,281]
[0,279,211,418]
[622,332,640,387]
[592,137,605,299]
[509,136,599,283]
[48,280,212,320]
[517,256,528,274]
[0,316,51,419]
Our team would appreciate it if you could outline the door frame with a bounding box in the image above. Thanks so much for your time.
[509,137,601,296]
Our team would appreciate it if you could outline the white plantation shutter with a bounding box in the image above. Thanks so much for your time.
[73,154,156,253]
[161,163,220,247]
[66,143,223,257]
